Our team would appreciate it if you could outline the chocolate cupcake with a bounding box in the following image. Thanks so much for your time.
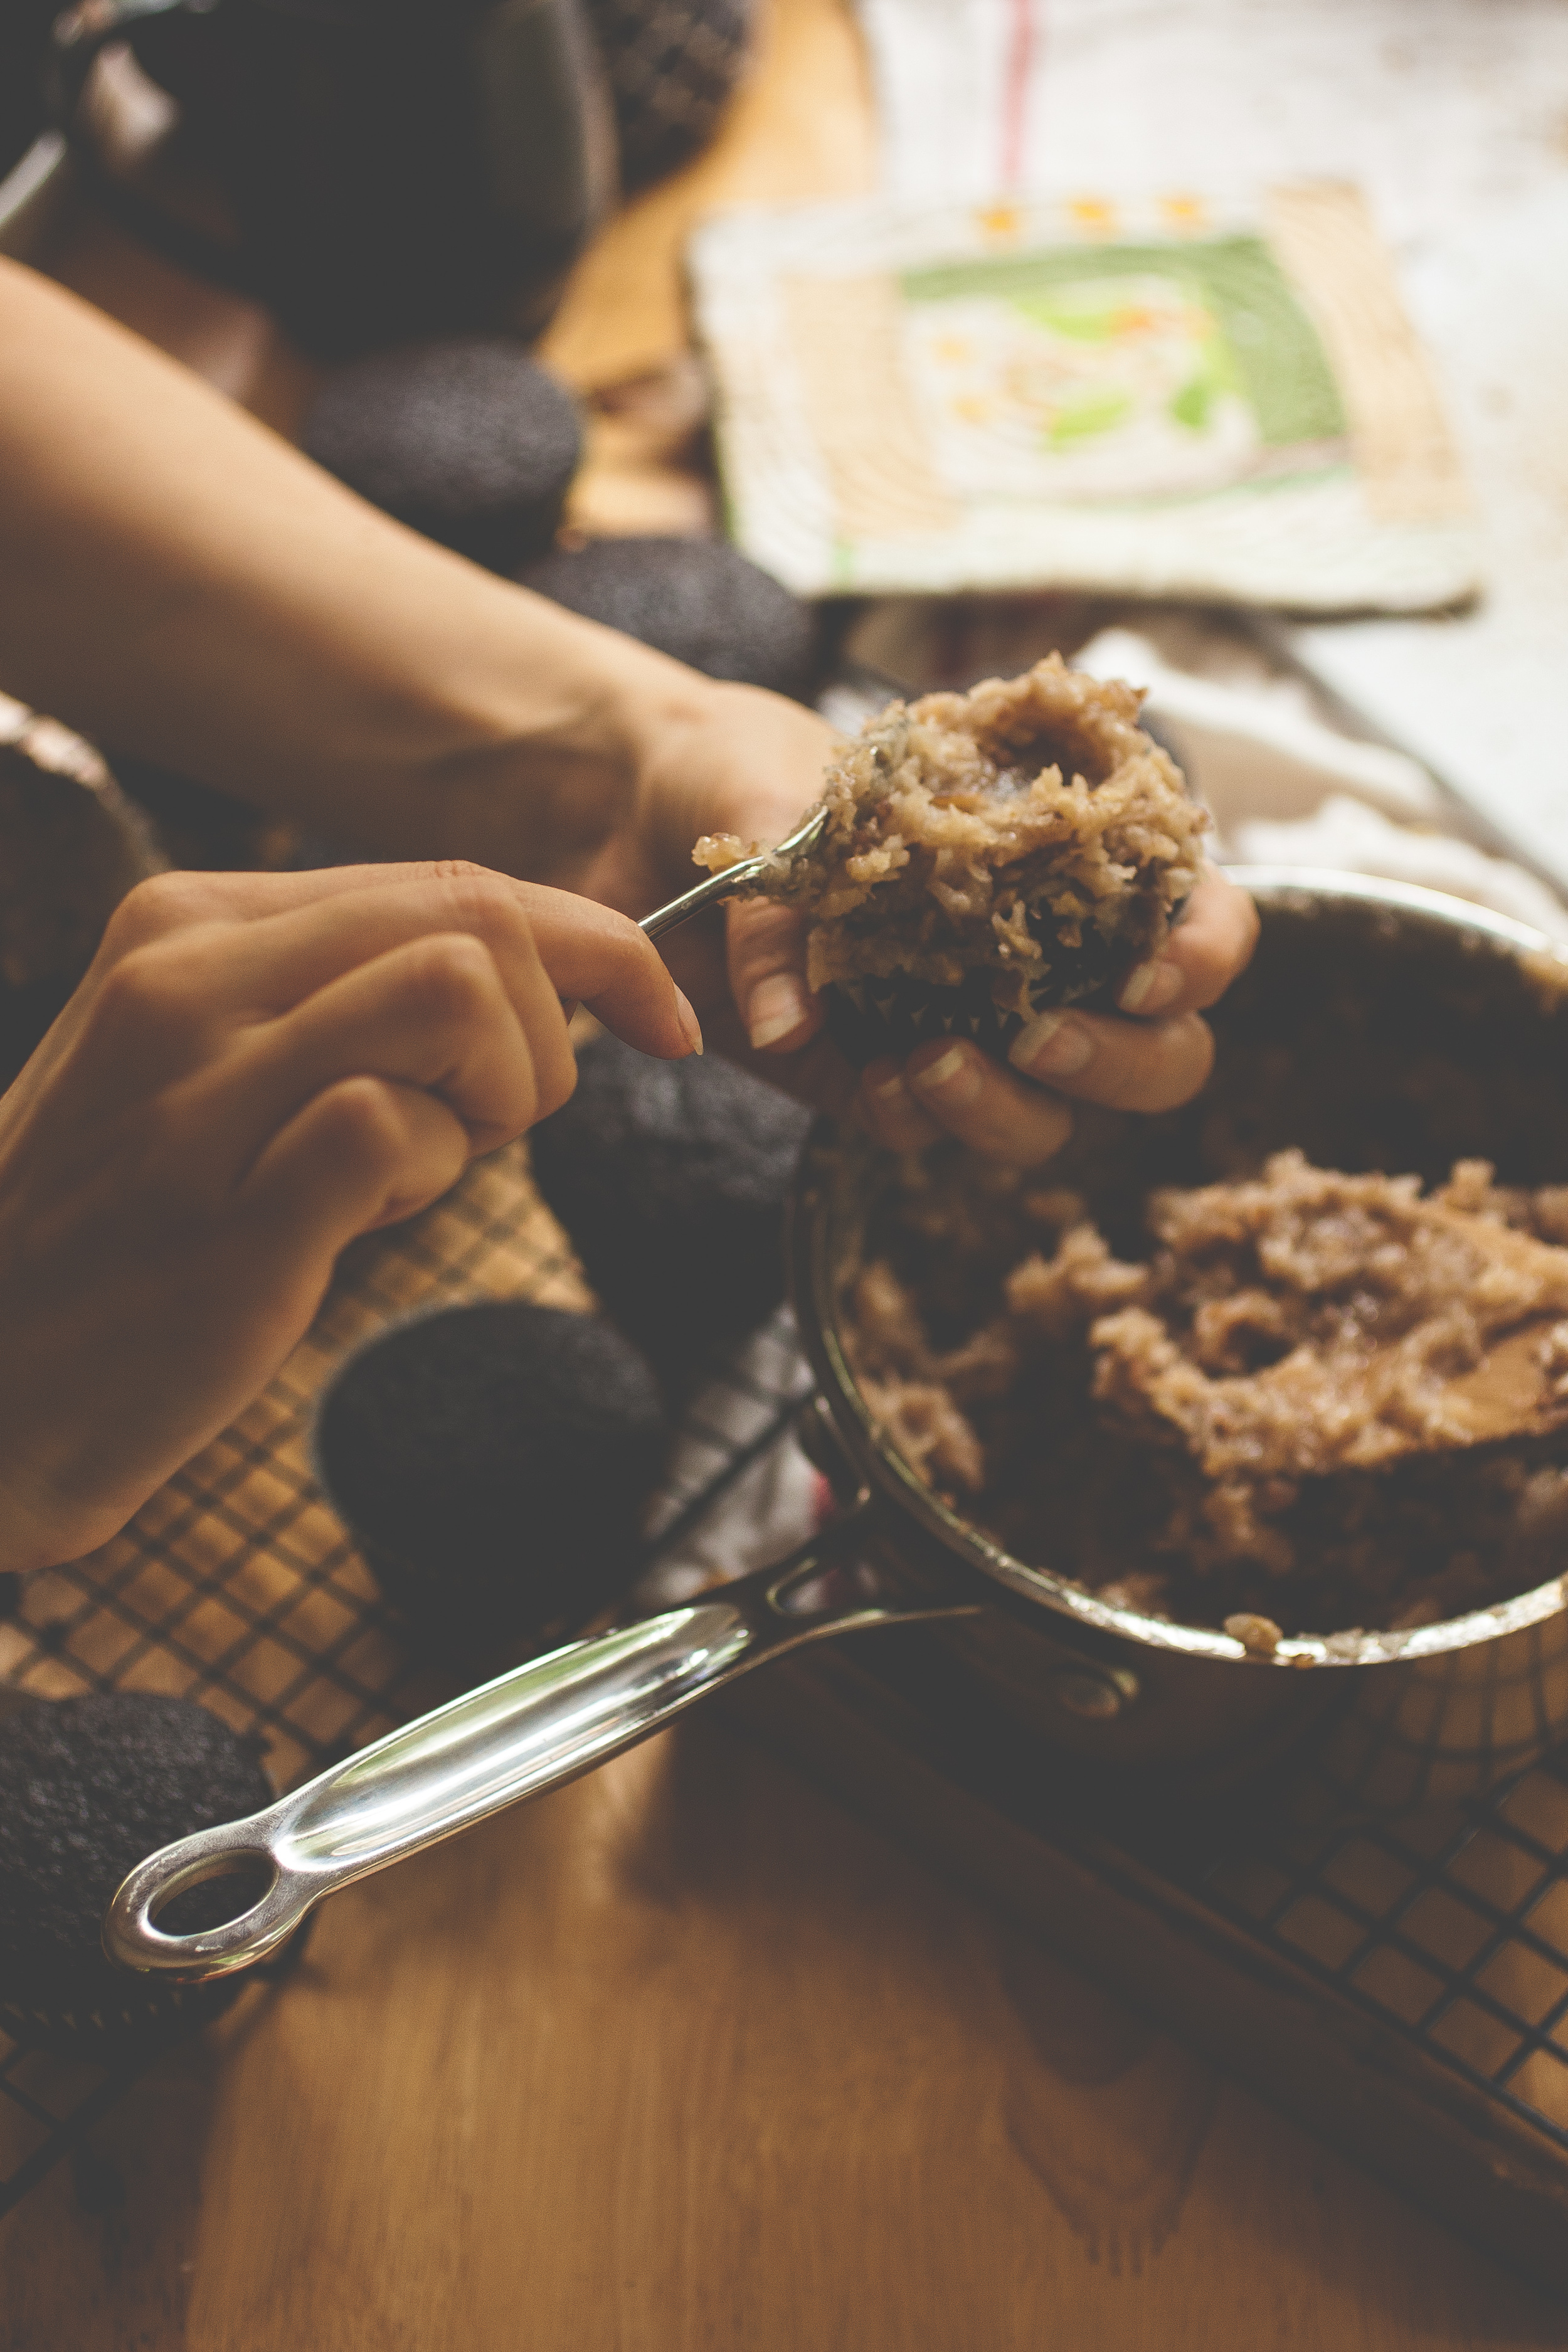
[693,655,1207,1067]
[315,1302,669,1667]
[0,1692,274,2052]
[302,339,583,573]
[529,1035,810,1394]
[516,535,820,702]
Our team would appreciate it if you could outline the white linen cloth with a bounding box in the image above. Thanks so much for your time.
[850,0,1568,904]
[1074,627,1568,940]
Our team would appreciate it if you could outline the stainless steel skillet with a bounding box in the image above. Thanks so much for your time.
[103,873,1568,1982]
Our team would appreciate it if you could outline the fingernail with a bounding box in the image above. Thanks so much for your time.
[1119,958,1182,1014]
[871,1069,917,1130]
[864,1069,914,1144]
[910,1044,982,1106]
[748,972,810,1051]
[674,988,704,1056]
[1009,1011,1093,1078]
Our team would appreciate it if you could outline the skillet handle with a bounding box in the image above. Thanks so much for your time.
[103,1510,977,1981]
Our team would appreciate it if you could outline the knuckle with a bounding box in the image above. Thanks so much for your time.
[1014,1101,1073,1168]
[315,1075,411,1171]
[440,870,532,943]
[532,1047,578,1126]
[1160,1015,1214,1105]
[118,1085,203,1200]
[100,870,221,955]
[409,932,498,1018]
[88,940,195,1042]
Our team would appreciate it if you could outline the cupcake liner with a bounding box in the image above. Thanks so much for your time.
[822,893,1183,1070]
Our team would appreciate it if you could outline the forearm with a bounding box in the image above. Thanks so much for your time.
[0,259,714,881]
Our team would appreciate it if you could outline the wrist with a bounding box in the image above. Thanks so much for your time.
[627,682,837,877]
[320,585,727,887]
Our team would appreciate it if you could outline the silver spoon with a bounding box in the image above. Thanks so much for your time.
[638,806,827,943]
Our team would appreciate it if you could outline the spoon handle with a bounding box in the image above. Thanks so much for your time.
[638,808,827,943]
[638,852,771,942]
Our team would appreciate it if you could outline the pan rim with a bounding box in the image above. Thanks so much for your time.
[792,866,1568,1675]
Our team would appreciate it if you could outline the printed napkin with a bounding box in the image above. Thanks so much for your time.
[691,182,1478,613]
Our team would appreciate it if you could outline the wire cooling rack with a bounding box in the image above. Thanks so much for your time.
[0,1143,814,2222]
[733,1621,1568,2297]
[1197,1744,1568,2154]
[11,1143,1568,2294]
[781,1633,1568,2178]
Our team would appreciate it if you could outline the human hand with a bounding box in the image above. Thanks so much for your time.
[0,861,699,1572]
[601,680,1258,1164]
[571,675,861,1106]
[837,867,1261,1162]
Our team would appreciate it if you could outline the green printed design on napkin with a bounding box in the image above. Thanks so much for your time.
[902,238,1345,455]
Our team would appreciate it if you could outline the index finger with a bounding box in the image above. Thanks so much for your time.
[100,861,516,950]
[520,887,703,1061]
[103,862,701,1062]
[903,1039,1076,1166]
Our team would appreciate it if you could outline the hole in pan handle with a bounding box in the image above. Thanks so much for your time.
[103,1503,980,1982]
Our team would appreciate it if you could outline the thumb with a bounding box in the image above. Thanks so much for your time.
[726,898,823,1055]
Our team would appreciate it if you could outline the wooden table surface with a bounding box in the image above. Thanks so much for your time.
[6,2,1568,2341]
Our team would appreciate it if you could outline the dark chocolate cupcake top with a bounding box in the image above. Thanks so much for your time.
[529,1036,810,1391]
[303,339,583,573]
[0,1692,273,2035]
[315,1301,669,1663]
[516,535,820,703]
